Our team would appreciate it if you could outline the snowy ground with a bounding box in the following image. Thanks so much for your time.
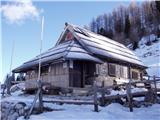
[134,36,160,77]
[1,35,160,120]
[18,103,160,120]
[1,90,160,120]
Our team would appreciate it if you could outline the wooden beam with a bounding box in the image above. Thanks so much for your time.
[127,65,133,112]
[43,100,94,105]
[153,76,158,100]
[93,81,98,112]
[101,81,105,106]
[82,62,85,88]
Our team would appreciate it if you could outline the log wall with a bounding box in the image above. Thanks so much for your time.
[95,62,143,87]
[25,62,69,90]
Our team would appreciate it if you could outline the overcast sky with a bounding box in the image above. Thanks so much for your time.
[1,0,139,82]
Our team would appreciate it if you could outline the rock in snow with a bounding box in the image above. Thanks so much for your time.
[1,101,26,120]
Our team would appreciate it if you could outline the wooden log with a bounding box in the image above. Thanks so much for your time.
[89,78,160,93]
[153,76,158,101]
[144,88,156,103]
[38,80,43,112]
[43,100,94,105]
[25,89,41,119]
[11,81,24,84]
[126,82,133,112]
[93,81,98,112]
[127,66,133,112]
[103,89,160,101]
[25,80,43,119]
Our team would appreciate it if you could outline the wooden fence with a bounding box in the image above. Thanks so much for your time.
[96,75,160,112]
[25,75,160,119]
[41,76,160,112]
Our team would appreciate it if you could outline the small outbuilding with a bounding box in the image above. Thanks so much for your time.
[12,23,147,90]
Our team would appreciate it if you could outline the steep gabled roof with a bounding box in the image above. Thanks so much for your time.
[13,23,146,73]
[68,24,146,68]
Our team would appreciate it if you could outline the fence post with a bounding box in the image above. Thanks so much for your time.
[127,65,133,112]
[93,81,98,112]
[38,83,43,113]
[101,81,105,106]
[126,81,133,112]
[153,75,157,101]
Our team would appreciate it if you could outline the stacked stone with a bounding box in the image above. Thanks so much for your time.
[1,101,27,120]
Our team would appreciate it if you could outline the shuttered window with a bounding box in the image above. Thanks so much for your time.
[120,66,128,78]
[108,64,128,78]
[108,64,116,76]
[132,71,139,80]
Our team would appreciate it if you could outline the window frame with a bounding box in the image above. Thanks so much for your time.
[131,70,139,80]
[108,63,116,77]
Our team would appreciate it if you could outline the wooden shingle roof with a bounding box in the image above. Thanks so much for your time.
[72,26,145,67]
[13,23,147,73]
[13,40,103,72]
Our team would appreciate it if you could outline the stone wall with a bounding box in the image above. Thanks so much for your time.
[1,101,27,120]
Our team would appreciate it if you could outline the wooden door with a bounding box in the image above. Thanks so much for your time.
[69,61,84,88]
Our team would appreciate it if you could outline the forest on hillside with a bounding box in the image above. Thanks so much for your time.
[87,1,160,50]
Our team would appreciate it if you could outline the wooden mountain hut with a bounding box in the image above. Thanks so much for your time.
[12,23,147,90]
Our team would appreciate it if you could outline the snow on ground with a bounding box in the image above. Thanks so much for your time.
[134,36,160,77]
[1,90,160,120]
[18,103,160,120]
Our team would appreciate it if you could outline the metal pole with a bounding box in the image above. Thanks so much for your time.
[37,16,44,113]
[38,16,44,82]
[25,16,44,119]
[9,39,15,75]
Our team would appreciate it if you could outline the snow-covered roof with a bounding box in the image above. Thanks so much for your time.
[71,24,146,67]
[13,40,103,72]
[13,23,146,73]
[73,26,145,67]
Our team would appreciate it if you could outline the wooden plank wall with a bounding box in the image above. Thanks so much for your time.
[25,62,70,90]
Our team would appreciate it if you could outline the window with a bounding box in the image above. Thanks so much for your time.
[51,63,64,75]
[108,63,116,76]
[132,71,139,80]
[63,62,68,68]
[69,60,73,68]
[120,66,128,78]
[95,64,100,75]
[99,63,108,76]
[41,67,49,75]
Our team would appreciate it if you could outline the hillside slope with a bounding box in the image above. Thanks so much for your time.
[134,36,160,77]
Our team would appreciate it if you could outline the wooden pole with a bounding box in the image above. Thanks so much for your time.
[127,65,133,112]
[37,16,44,113]
[25,89,41,119]
[153,75,157,101]
[93,81,98,112]
[101,81,105,106]
[82,62,85,88]
[9,39,15,75]
[25,17,45,119]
